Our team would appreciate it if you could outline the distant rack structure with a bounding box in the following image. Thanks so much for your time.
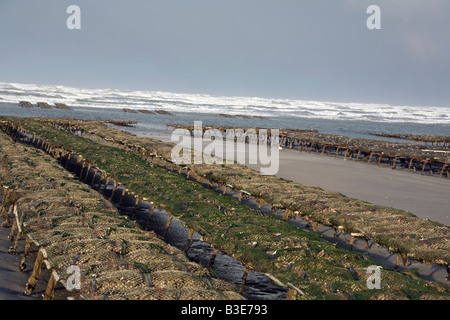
[18,101,32,108]
[219,113,268,120]
[166,124,450,179]
[18,101,72,111]
[122,108,174,116]
[54,103,72,110]
[369,132,450,149]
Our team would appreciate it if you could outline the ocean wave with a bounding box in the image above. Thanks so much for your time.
[1,81,449,125]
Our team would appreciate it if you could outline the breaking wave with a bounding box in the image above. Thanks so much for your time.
[1,82,449,124]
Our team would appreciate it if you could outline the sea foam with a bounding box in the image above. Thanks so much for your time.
[1,81,449,124]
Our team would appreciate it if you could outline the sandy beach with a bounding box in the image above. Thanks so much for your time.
[259,148,450,226]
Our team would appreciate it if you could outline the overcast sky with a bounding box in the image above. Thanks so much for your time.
[0,0,449,107]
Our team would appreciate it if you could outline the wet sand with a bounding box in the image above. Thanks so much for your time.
[0,227,67,300]
[261,148,450,226]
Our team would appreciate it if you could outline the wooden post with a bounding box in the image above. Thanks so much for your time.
[257,198,265,210]
[399,252,408,267]
[109,180,118,201]
[349,236,355,251]
[163,215,174,239]
[24,248,45,296]
[355,150,361,161]
[344,149,349,159]
[10,225,23,255]
[131,195,140,219]
[119,188,127,206]
[421,160,428,174]
[282,209,290,221]
[90,169,99,187]
[347,150,354,160]
[239,264,251,294]
[312,221,318,233]
[209,248,219,270]
[408,159,414,170]
[65,153,71,169]
[395,253,402,269]
[376,153,383,165]
[2,204,13,228]
[84,163,92,181]
[145,206,155,230]
[333,227,339,237]
[43,271,58,300]
[0,205,5,219]
[440,164,447,178]
[103,175,111,192]
[76,159,84,177]
[20,237,32,272]
[335,147,340,157]
[184,228,195,254]
[8,215,17,242]
[1,186,9,207]
[392,157,397,169]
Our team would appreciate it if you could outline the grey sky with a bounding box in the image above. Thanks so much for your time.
[0,0,449,107]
